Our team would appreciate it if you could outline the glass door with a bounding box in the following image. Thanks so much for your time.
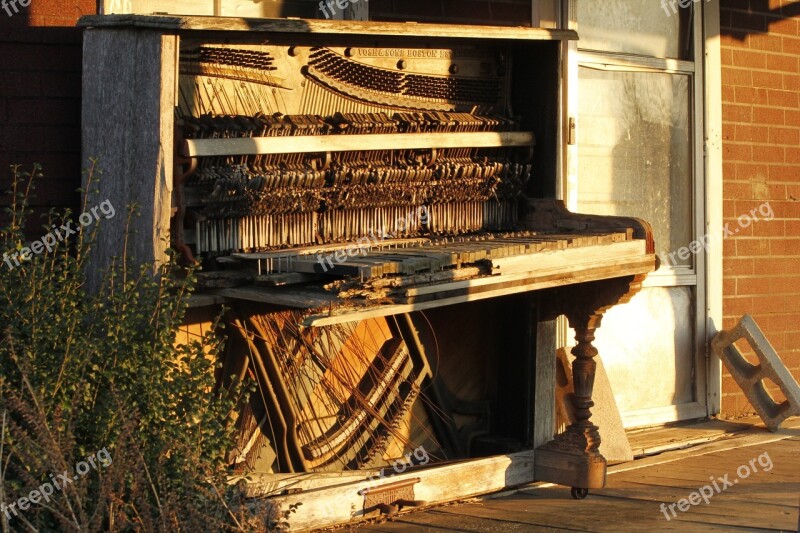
[568,0,709,427]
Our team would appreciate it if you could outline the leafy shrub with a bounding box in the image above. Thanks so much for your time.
[0,164,257,532]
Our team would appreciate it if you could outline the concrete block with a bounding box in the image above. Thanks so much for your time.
[555,348,634,463]
[711,314,800,432]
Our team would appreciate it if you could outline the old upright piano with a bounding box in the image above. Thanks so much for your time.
[80,14,657,531]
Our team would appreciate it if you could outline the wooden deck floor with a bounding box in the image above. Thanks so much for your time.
[355,421,800,532]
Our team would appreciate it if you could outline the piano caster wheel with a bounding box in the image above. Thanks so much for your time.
[571,487,589,500]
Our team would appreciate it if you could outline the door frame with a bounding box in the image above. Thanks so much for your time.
[558,0,723,426]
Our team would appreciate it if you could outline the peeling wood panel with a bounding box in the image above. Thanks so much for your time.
[81,29,176,288]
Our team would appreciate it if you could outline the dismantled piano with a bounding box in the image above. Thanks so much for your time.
[80,15,657,531]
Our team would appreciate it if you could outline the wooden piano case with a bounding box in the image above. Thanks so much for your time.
[79,15,657,531]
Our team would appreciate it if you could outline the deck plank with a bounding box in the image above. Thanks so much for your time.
[353,429,800,532]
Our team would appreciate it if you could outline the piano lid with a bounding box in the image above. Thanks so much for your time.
[77,14,579,42]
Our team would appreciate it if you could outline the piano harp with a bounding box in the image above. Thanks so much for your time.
[80,15,657,530]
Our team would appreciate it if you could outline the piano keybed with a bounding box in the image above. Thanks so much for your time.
[231,230,633,279]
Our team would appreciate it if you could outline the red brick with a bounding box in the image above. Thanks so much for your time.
[723,141,753,161]
[768,17,799,37]
[735,86,769,105]
[786,109,800,126]
[723,122,736,141]
[724,237,737,256]
[751,145,784,163]
[726,181,753,199]
[724,278,736,295]
[768,89,799,107]
[770,238,800,255]
[784,73,800,91]
[768,164,800,181]
[752,70,784,89]
[785,220,800,234]
[767,53,799,73]
[783,36,800,55]
[735,124,769,142]
[735,162,769,181]
[722,376,745,394]
[739,199,778,218]
[768,276,800,294]
[752,294,782,313]
[28,0,95,26]
[723,161,737,180]
[753,258,784,275]
[737,277,774,296]
[722,84,736,102]
[753,106,784,125]
[786,332,800,351]
[748,33,783,52]
[723,295,755,315]
[771,313,800,331]
[769,126,800,145]
[725,257,755,276]
[766,200,798,218]
[732,50,767,69]
[721,47,734,66]
[724,198,738,218]
[786,147,800,163]
[783,258,800,275]
[767,183,788,200]
[720,394,738,416]
[736,238,771,256]
[723,66,753,87]
[751,218,783,237]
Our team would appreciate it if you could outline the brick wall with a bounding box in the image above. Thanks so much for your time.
[369,0,531,26]
[720,0,800,416]
[0,0,94,222]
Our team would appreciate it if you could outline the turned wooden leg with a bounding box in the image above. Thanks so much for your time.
[533,276,647,492]
[567,314,603,456]
[534,312,607,491]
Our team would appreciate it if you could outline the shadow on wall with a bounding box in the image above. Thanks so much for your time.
[0,1,93,229]
[720,0,800,39]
